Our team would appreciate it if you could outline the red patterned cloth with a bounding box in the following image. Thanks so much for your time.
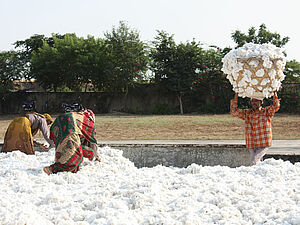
[49,109,97,173]
[230,95,280,148]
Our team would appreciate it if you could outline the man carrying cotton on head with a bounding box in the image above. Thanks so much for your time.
[230,92,280,165]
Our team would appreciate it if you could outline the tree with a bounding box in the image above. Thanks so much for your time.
[104,21,149,93]
[231,24,289,48]
[31,40,65,92]
[193,47,232,113]
[30,34,82,91]
[14,34,65,80]
[0,51,26,92]
[284,60,300,83]
[31,34,110,92]
[78,36,111,92]
[151,31,203,114]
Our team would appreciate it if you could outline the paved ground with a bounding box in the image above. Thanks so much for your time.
[97,140,300,155]
[1,139,300,155]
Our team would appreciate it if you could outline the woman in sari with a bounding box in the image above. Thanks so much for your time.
[2,112,54,155]
[43,109,100,175]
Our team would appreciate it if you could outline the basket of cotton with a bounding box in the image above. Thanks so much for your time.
[222,43,286,100]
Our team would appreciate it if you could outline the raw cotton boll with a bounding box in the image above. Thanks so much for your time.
[245,87,254,96]
[226,75,233,83]
[232,72,239,80]
[222,43,286,99]
[243,70,252,81]
[251,79,258,85]
[262,56,273,69]
[268,69,276,80]
[232,81,237,88]
[261,78,270,86]
[256,69,265,77]
[272,80,281,90]
[236,48,248,58]
[249,59,259,68]
[276,60,286,69]
[238,78,247,87]
[263,88,270,98]
[278,71,286,81]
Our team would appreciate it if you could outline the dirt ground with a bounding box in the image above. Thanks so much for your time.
[0,113,299,141]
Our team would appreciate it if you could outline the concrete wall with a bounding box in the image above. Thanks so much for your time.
[0,86,180,114]
[1,142,299,168]
[0,142,250,167]
[0,85,211,114]
[99,144,251,168]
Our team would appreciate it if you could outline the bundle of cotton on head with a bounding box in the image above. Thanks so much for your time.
[222,43,286,100]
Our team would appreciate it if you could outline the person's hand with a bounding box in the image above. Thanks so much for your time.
[40,144,49,151]
[33,140,40,145]
[95,157,101,162]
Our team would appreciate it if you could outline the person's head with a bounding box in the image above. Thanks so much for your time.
[44,113,54,125]
[62,103,85,113]
[22,101,35,112]
[250,98,263,111]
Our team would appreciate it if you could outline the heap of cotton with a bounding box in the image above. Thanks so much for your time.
[222,43,286,99]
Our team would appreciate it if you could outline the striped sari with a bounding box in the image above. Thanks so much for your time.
[49,110,97,173]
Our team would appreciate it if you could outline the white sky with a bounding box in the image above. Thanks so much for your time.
[1,0,300,62]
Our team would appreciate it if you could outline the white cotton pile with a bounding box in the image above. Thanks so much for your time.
[1,147,300,225]
[222,43,286,99]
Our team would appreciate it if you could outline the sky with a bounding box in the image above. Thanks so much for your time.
[0,146,300,224]
[1,0,300,62]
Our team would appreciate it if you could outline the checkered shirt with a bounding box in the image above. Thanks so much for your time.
[230,95,280,148]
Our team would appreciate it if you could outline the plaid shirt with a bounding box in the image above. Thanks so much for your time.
[230,95,280,148]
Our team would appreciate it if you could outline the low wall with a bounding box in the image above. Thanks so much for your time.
[0,85,211,114]
[2,142,299,168]
[99,144,250,168]
[0,86,181,114]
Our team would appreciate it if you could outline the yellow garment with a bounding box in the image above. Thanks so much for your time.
[2,117,34,155]
[43,113,53,123]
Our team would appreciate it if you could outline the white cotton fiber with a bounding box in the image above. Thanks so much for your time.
[222,43,286,99]
[0,147,300,224]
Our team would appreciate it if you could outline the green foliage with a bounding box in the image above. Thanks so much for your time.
[192,46,233,113]
[150,31,204,114]
[31,36,67,91]
[279,88,300,113]
[1,22,299,114]
[284,60,300,83]
[30,34,109,92]
[231,24,289,48]
[13,34,65,80]
[151,31,202,92]
[104,21,149,93]
[0,51,26,92]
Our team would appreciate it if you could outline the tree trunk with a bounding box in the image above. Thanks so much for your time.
[178,93,184,115]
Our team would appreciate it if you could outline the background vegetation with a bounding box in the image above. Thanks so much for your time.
[1,22,299,114]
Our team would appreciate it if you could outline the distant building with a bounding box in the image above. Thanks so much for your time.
[11,81,96,92]
[11,80,45,92]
